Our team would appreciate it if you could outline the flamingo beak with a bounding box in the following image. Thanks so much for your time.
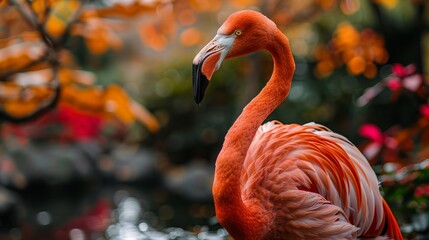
[192,34,235,104]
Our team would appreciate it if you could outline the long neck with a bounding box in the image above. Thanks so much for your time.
[212,29,295,238]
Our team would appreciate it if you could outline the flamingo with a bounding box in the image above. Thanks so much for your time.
[192,10,403,240]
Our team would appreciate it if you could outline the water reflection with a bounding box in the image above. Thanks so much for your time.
[0,184,228,240]
[36,212,51,226]
[106,189,228,240]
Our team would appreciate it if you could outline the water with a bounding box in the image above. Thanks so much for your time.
[0,183,229,240]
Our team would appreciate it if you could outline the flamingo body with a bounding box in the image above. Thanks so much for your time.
[192,10,403,240]
[242,122,378,239]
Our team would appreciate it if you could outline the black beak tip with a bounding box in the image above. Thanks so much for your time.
[192,63,209,105]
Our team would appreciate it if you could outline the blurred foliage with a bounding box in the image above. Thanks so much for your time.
[0,0,429,239]
[0,0,160,131]
[357,63,429,237]
[314,22,388,78]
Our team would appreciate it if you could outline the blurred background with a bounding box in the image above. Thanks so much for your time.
[0,0,428,239]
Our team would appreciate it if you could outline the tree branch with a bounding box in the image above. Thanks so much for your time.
[0,0,87,122]
[9,0,38,28]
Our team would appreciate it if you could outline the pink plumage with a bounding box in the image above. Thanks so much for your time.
[192,10,403,240]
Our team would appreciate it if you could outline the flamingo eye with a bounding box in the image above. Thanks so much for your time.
[234,29,242,36]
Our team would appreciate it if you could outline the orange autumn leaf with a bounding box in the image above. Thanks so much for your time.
[364,62,377,78]
[0,83,55,118]
[180,27,202,46]
[0,70,54,118]
[3,100,41,117]
[61,85,104,111]
[0,41,46,72]
[340,0,360,14]
[44,0,81,39]
[31,0,59,23]
[85,34,110,55]
[370,46,389,64]
[140,24,169,51]
[129,100,160,133]
[58,68,95,85]
[103,85,135,124]
[0,0,8,8]
[229,0,258,8]
[315,60,335,78]
[347,56,366,75]
[374,0,398,9]
[0,84,53,103]
[25,87,53,101]
[318,0,336,9]
[334,23,360,50]
[0,31,42,49]
[0,83,22,100]
[95,1,159,18]
[189,0,221,12]
[315,23,387,78]
[71,16,124,54]
[177,9,196,26]
[103,85,159,131]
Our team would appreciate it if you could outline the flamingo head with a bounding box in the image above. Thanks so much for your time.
[192,10,277,104]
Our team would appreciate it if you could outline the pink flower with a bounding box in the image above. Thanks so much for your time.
[386,64,421,92]
[359,124,399,159]
[392,63,416,78]
[359,124,384,159]
[386,78,401,91]
[403,74,422,91]
[359,124,383,144]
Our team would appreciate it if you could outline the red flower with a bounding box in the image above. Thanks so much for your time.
[57,105,102,141]
[420,104,429,118]
[390,64,422,92]
[386,77,401,91]
[415,185,429,198]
